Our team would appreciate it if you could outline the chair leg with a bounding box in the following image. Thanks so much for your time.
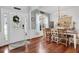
[69,41,71,46]
[66,40,68,47]
[68,38,72,46]
[57,39,59,44]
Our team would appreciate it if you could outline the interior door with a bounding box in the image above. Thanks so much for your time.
[8,12,26,43]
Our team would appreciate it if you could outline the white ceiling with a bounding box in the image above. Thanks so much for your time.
[1,6,79,16]
[0,6,29,13]
[35,6,79,15]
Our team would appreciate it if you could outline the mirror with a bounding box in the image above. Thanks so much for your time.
[31,10,36,30]
[31,9,49,32]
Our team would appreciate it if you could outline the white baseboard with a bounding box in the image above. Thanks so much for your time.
[9,40,26,50]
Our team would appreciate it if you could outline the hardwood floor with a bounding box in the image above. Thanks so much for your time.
[10,37,79,53]
[9,46,25,53]
[0,45,8,53]
[25,37,41,53]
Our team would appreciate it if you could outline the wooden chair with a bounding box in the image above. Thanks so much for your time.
[58,29,68,46]
[68,32,77,47]
[43,28,51,43]
[51,29,59,44]
[68,35,74,46]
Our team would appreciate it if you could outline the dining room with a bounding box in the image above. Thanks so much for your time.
[0,6,79,53]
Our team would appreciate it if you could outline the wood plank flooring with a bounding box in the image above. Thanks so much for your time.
[0,45,8,53]
[1,37,79,53]
[25,37,79,53]
[9,46,25,53]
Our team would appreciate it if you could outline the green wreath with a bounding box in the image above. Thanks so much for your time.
[13,15,20,24]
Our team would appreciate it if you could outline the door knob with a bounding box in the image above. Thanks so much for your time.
[22,24,24,29]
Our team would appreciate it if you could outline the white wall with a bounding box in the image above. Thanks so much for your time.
[0,8,6,46]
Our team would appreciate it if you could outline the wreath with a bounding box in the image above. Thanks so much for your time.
[13,15,20,24]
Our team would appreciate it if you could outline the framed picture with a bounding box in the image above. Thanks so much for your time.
[49,21,54,28]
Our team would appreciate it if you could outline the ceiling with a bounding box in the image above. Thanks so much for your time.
[0,6,29,13]
[1,6,79,16]
[32,6,79,15]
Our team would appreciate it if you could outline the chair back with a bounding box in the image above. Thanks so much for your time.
[43,28,51,39]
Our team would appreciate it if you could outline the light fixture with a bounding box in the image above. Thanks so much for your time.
[13,7,21,10]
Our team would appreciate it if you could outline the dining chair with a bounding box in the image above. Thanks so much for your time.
[58,29,68,46]
[43,28,51,43]
[51,29,59,44]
